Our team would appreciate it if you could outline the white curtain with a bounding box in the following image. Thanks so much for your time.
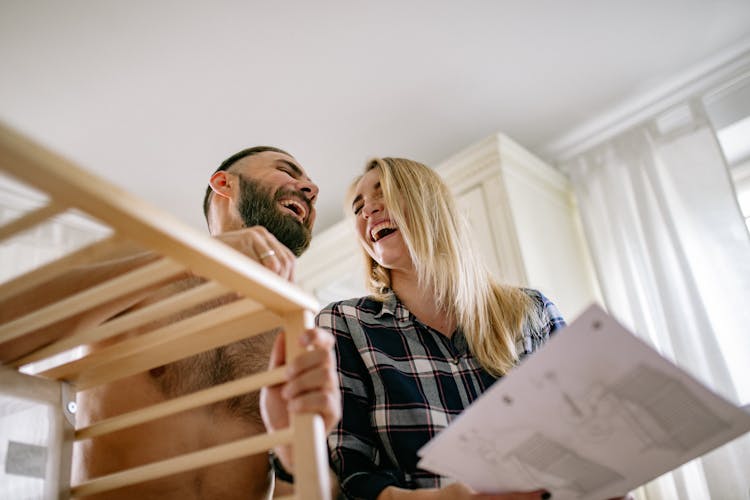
[563,102,750,500]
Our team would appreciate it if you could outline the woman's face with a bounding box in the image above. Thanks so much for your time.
[350,168,413,273]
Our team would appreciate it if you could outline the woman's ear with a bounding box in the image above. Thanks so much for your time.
[209,171,233,200]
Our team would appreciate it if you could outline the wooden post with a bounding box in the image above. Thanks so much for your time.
[284,310,331,500]
[57,382,75,500]
[0,367,74,500]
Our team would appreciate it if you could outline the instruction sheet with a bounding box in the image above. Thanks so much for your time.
[417,305,750,500]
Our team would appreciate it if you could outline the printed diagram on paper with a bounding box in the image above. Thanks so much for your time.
[417,305,750,500]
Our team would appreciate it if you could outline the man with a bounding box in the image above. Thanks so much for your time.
[1,146,339,499]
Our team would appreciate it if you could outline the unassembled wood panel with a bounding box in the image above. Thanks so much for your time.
[0,122,328,499]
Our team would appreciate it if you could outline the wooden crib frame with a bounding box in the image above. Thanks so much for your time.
[0,122,330,499]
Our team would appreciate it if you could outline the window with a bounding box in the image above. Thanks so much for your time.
[705,76,750,233]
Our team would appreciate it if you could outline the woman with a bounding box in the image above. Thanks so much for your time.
[317,157,565,500]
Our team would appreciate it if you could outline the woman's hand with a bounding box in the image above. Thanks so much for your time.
[378,484,634,500]
[438,483,550,500]
[378,483,550,500]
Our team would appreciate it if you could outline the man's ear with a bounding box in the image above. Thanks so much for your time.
[209,171,234,200]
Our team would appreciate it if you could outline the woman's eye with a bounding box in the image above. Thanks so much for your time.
[353,204,362,215]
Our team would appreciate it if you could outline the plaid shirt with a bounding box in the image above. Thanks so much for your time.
[317,289,565,500]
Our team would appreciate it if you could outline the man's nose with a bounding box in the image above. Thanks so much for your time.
[297,179,319,203]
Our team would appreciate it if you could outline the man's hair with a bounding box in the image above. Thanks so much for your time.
[202,146,292,220]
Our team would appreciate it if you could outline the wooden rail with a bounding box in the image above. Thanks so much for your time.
[0,121,329,499]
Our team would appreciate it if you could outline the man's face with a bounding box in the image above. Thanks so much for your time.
[233,152,318,256]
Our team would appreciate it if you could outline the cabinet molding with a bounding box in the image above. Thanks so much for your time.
[298,134,601,318]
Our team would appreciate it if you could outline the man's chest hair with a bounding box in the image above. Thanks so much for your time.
[149,329,278,424]
[123,277,279,422]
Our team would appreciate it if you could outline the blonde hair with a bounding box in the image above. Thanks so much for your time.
[348,157,541,376]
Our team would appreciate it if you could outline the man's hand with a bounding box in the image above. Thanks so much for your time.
[260,327,340,473]
[216,226,296,281]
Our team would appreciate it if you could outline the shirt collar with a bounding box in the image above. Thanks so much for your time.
[374,291,411,323]
[375,292,467,353]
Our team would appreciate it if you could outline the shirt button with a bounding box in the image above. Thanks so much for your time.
[452,357,461,365]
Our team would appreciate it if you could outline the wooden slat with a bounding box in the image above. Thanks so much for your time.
[0,201,65,242]
[0,122,318,314]
[0,365,61,404]
[39,302,280,389]
[0,258,184,344]
[76,366,286,440]
[13,281,229,368]
[72,308,281,390]
[0,235,132,301]
[38,298,263,380]
[70,428,294,498]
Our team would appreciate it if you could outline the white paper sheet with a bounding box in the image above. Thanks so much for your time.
[417,304,750,500]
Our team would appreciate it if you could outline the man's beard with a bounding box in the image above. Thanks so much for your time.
[237,176,312,256]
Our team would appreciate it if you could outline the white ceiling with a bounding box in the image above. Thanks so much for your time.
[1,1,750,234]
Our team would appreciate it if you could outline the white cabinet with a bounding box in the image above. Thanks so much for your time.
[296,133,601,319]
[295,217,367,308]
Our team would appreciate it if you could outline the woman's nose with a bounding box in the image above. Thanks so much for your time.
[362,201,381,218]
